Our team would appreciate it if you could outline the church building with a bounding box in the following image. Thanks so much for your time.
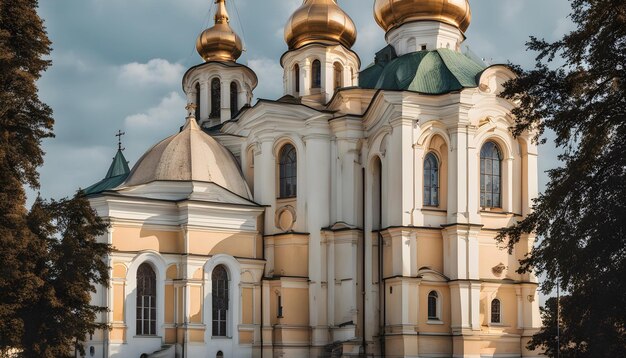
[83,0,541,357]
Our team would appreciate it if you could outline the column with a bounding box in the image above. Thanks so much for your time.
[305,133,331,346]
[220,79,231,123]
[255,139,276,233]
[301,60,310,97]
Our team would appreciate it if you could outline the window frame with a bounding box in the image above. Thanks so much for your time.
[423,152,440,207]
[490,298,502,324]
[480,141,503,209]
[311,60,322,89]
[294,64,300,93]
[212,265,230,337]
[427,290,442,323]
[194,82,201,120]
[278,143,297,199]
[229,81,238,118]
[136,263,157,336]
[210,77,221,119]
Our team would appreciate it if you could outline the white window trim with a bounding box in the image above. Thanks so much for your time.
[489,297,504,326]
[426,290,443,324]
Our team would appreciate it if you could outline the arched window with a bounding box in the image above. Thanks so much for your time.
[480,141,502,208]
[212,265,229,337]
[195,83,201,120]
[311,60,321,89]
[424,153,439,206]
[294,64,300,93]
[136,263,156,335]
[491,299,501,323]
[216,351,224,358]
[230,81,238,118]
[279,144,297,198]
[427,291,439,320]
[210,78,221,118]
[333,62,343,90]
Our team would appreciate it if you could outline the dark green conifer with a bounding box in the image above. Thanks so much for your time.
[498,0,626,356]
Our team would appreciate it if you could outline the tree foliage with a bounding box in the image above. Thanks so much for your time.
[20,195,110,358]
[497,0,626,356]
[0,1,111,357]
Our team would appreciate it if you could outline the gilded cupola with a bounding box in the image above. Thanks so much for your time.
[374,0,472,33]
[284,0,357,50]
[196,0,243,62]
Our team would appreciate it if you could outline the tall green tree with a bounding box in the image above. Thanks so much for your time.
[0,0,54,352]
[0,1,112,357]
[497,0,626,356]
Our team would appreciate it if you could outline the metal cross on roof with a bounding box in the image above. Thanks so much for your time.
[115,130,126,151]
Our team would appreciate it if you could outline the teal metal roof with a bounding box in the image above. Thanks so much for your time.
[83,149,130,196]
[359,48,486,94]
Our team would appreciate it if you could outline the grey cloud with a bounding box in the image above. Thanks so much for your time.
[33,0,572,202]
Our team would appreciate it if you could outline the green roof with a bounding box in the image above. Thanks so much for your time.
[83,149,130,196]
[359,48,486,94]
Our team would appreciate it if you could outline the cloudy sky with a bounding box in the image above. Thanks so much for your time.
[32,0,573,201]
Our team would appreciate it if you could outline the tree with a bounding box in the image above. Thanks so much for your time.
[22,195,110,358]
[0,0,54,352]
[0,1,112,356]
[497,0,626,356]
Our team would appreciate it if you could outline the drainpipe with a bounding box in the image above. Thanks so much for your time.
[378,230,387,357]
[361,168,366,354]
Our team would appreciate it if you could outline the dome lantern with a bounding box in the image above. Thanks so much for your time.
[284,0,357,51]
[196,0,243,62]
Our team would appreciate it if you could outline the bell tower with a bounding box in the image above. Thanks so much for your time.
[282,0,360,105]
[182,0,258,128]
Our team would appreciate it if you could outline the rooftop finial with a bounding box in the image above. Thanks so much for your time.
[115,130,126,151]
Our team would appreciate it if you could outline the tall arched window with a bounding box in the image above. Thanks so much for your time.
[136,263,156,335]
[195,83,201,120]
[491,299,501,323]
[279,144,297,198]
[311,60,321,89]
[212,265,229,337]
[294,64,300,93]
[210,78,221,118]
[424,153,439,206]
[230,81,238,118]
[480,141,502,208]
[428,291,439,320]
[333,62,343,90]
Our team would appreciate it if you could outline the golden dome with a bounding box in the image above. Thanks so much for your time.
[285,0,357,51]
[196,0,243,62]
[374,0,471,33]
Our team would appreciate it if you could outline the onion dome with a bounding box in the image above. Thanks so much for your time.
[374,0,471,33]
[285,0,357,50]
[196,0,243,62]
[124,113,251,199]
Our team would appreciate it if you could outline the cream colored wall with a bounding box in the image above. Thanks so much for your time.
[415,229,444,273]
[271,234,309,277]
[188,230,258,258]
[112,226,182,253]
